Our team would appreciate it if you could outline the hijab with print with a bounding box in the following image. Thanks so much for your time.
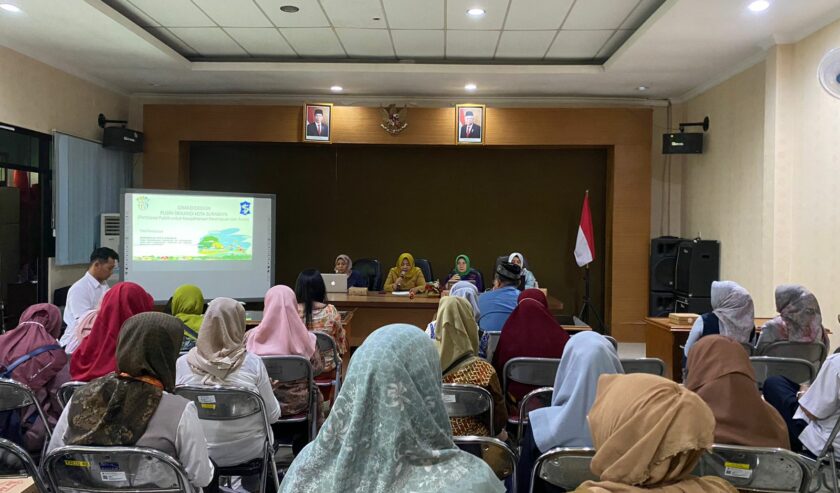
[762,285,825,343]
[710,281,755,343]
[246,285,317,357]
[685,335,789,448]
[186,297,248,385]
[65,312,184,446]
[171,284,205,339]
[449,281,481,320]
[492,289,570,399]
[576,374,736,493]
[67,309,98,354]
[529,332,623,452]
[452,254,472,276]
[335,254,352,273]
[435,297,480,374]
[70,282,154,382]
[279,324,504,493]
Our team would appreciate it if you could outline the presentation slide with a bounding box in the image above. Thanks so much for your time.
[122,190,274,302]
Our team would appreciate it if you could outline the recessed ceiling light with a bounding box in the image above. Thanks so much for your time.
[330,85,343,92]
[0,4,22,13]
[464,83,477,91]
[637,85,649,91]
[466,8,485,17]
[280,5,299,13]
[747,0,769,12]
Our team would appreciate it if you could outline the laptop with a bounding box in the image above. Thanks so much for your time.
[322,273,348,293]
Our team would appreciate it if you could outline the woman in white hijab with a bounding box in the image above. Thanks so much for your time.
[509,252,538,290]
[684,281,755,357]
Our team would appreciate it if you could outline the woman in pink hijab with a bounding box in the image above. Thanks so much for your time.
[246,285,324,452]
[0,303,69,452]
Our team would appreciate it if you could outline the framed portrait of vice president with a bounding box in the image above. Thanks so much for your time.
[455,104,484,144]
[303,103,332,143]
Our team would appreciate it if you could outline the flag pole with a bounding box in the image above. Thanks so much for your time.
[577,189,608,334]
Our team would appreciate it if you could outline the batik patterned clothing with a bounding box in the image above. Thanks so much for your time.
[442,358,507,436]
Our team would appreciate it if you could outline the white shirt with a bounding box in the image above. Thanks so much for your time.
[175,352,281,467]
[61,272,109,348]
[796,354,840,457]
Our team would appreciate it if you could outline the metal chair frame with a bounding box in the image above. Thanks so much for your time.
[502,358,561,433]
[313,331,342,400]
[694,444,812,493]
[800,417,840,493]
[57,381,87,408]
[603,336,618,350]
[757,341,827,370]
[454,435,518,493]
[174,385,280,492]
[442,383,495,436]
[749,356,817,390]
[0,437,50,492]
[0,377,53,461]
[516,387,553,447]
[260,355,318,442]
[485,331,501,362]
[43,445,192,493]
[530,447,597,493]
[618,358,666,376]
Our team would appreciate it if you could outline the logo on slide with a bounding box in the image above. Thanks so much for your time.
[240,201,251,216]
[136,196,150,211]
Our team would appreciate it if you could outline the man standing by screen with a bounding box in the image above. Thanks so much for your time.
[59,247,118,348]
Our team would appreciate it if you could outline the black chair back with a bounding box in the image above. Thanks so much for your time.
[353,258,381,291]
[414,258,434,282]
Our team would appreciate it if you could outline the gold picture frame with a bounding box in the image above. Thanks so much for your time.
[303,103,333,143]
[455,104,485,145]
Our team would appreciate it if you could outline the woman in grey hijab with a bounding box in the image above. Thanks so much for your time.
[757,284,828,350]
[684,281,756,357]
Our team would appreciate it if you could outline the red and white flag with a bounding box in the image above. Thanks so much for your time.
[574,192,595,267]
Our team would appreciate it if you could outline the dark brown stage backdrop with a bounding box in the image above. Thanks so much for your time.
[189,143,606,318]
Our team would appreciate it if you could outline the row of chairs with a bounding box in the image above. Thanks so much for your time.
[353,257,436,291]
[741,340,827,371]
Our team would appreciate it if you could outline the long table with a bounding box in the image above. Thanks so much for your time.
[329,292,567,347]
[645,316,771,381]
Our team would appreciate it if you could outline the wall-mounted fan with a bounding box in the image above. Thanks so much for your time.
[818,48,840,99]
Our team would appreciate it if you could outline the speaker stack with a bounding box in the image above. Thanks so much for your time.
[649,237,721,316]
[649,237,681,316]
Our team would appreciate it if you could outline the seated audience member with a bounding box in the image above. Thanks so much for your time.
[509,252,538,290]
[518,332,623,493]
[279,324,504,493]
[246,285,325,451]
[492,289,570,406]
[763,352,840,455]
[0,304,68,453]
[435,297,507,438]
[757,284,829,350]
[477,261,522,332]
[383,252,426,293]
[171,284,205,350]
[335,254,368,289]
[684,281,755,357]
[426,280,481,339]
[685,336,789,449]
[70,282,154,382]
[60,247,118,350]
[574,374,737,493]
[444,254,485,292]
[177,297,281,475]
[64,309,97,354]
[49,313,213,491]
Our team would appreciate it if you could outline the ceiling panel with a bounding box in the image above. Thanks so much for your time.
[225,28,296,56]
[129,0,214,27]
[391,30,444,58]
[446,30,500,58]
[446,0,510,30]
[495,30,555,58]
[620,0,665,30]
[503,0,573,30]
[335,29,395,57]
[104,1,160,27]
[563,0,639,30]
[168,27,248,55]
[281,27,346,57]
[320,0,385,28]
[596,29,633,59]
[254,0,330,28]
[383,0,444,29]
[191,0,273,28]
[146,27,197,55]
[546,30,613,59]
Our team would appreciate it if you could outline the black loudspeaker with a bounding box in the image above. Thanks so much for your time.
[649,291,676,317]
[650,237,682,292]
[675,294,712,314]
[662,132,703,154]
[675,239,720,298]
[102,126,144,153]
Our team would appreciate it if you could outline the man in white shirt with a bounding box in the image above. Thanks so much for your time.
[59,247,118,348]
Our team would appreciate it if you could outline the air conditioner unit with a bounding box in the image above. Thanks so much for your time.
[100,213,121,253]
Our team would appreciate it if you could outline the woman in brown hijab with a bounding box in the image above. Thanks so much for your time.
[685,335,790,449]
[574,373,737,493]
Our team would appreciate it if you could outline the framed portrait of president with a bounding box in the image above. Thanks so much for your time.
[455,104,485,144]
[303,103,332,143]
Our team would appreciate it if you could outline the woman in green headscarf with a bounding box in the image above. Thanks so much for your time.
[170,285,205,346]
[383,252,426,294]
[444,254,484,292]
[279,323,504,493]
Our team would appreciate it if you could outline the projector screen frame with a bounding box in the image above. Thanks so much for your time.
[120,188,276,302]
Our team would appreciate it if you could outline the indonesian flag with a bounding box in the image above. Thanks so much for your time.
[574,192,595,267]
